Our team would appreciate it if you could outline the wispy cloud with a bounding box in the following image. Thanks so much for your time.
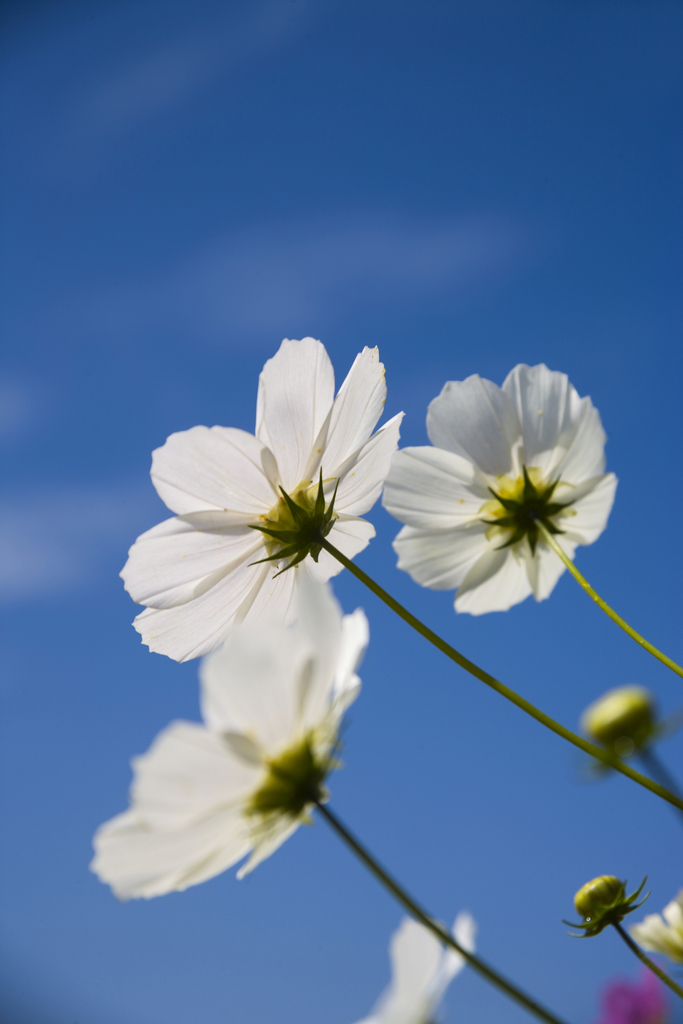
[0,481,161,602]
[45,211,527,347]
[75,1,315,135]
[0,377,43,444]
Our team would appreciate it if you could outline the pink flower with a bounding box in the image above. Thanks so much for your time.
[593,970,668,1024]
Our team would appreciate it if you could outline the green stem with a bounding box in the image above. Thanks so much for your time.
[613,923,683,1000]
[539,525,683,681]
[316,801,570,1024]
[638,748,683,827]
[639,748,683,801]
[319,537,683,814]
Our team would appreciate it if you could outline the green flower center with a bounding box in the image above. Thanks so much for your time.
[250,471,339,575]
[247,734,331,820]
[483,466,573,555]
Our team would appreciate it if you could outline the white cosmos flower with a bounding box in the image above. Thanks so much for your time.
[630,890,683,964]
[383,363,617,615]
[121,337,402,661]
[91,575,368,900]
[354,913,476,1024]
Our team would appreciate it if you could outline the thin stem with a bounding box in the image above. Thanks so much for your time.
[538,525,683,681]
[639,748,683,826]
[613,923,683,1000]
[316,801,569,1024]
[319,537,683,815]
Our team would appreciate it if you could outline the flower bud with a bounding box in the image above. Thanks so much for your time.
[574,876,624,921]
[581,685,655,755]
[566,876,648,938]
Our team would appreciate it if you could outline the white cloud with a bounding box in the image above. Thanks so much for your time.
[76,1,316,134]
[0,378,42,444]
[0,480,162,602]
[50,212,527,345]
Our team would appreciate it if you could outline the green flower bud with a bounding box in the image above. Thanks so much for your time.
[574,875,624,921]
[581,685,655,756]
[565,875,649,938]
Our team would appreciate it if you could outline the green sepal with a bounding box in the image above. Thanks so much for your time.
[248,469,340,575]
[246,734,337,820]
[486,466,573,555]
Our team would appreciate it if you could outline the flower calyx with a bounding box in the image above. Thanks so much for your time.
[485,466,572,555]
[565,875,649,938]
[582,686,656,760]
[247,734,336,821]
[250,470,339,576]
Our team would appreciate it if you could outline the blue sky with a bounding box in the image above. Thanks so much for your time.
[1,1,683,1022]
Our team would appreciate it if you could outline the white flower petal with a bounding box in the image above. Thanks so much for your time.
[323,347,388,477]
[256,337,335,493]
[294,573,343,724]
[199,619,305,750]
[455,547,533,614]
[151,426,277,515]
[296,571,342,659]
[383,446,486,529]
[307,516,376,581]
[91,718,260,898]
[130,721,258,829]
[663,895,683,932]
[307,625,367,731]
[236,560,298,628]
[298,592,367,732]
[443,911,477,979]
[236,817,302,879]
[91,805,252,900]
[133,560,269,662]
[553,403,607,482]
[334,413,404,517]
[426,375,520,477]
[369,918,446,1024]
[332,608,369,709]
[352,912,473,1024]
[121,518,262,608]
[523,538,575,602]
[502,364,600,478]
[222,732,264,765]
[453,910,477,953]
[560,473,617,545]
[331,673,362,726]
[431,912,477,1004]
[630,914,668,949]
[631,904,683,963]
[393,524,489,591]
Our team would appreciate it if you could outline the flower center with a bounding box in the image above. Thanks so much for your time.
[250,471,339,575]
[246,734,331,820]
[482,466,573,555]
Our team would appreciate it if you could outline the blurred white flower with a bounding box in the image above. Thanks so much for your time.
[91,576,368,899]
[383,363,617,615]
[122,337,402,660]
[630,891,683,964]
[354,913,476,1024]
